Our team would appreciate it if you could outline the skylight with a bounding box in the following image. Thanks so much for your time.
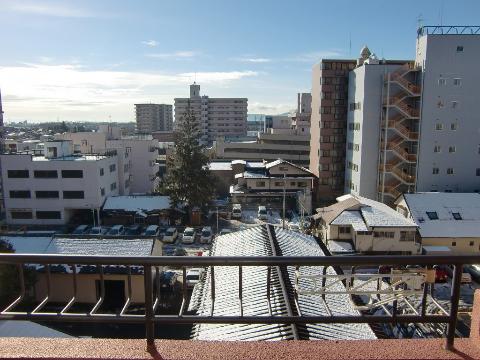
[452,212,462,220]
[426,211,439,220]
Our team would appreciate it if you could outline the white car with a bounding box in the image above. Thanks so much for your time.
[257,206,268,220]
[219,228,232,236]
[232,204,242,219]
[288,223,300,232]
[200,226,213,243]
[163,227,178,243]
[186,268,203,288]
[89,226,108,235]
[182,227,196,244]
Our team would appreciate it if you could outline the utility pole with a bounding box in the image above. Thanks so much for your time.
[282,173,286,229]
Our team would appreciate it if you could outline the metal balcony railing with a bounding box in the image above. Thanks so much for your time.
[0,254,479,350]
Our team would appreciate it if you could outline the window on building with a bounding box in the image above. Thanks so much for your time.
[456,46,464,52]
[278,166,289,171]
[452,241,457,247]
[476,168,480,176]
[10,210,33,219]
[452,212,462,220]
[437,100,444,108]
[432,168,439,175]
[63,191,85,199]
[438,78,446,86]
[373,231,394,238]
[7,170,29,178]
[100,168,104,176]
[452,101,459,109]
[451,123,457,130]
[109,164,116,172]
[255,181,265,187]
[36,211,61,219]
[110,182,117,191]
[34,170,58,178]
[297,182,307,188]
[9,190,31,198]
[453,78,462,86]
[435,123,443,130]
[470,241,474,246]
[449,146,456,153]
[447,168,454,175]
[400,231,415,242]
[426,211,439,220]
[339,226,351,234]
[35,191,59,199]
[61,170,83,178]
[274,181,283,187]
[100,188,105,196]
[434,145,441,153]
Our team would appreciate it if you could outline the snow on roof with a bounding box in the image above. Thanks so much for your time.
[2,236,53,254]
[265,159,315,176]
[208,162,232,171]
[423,246,452,253]
[103,195,170,213]
[357,195,417,228]
[327,240,355,253]
[231,159,246,165]
[403,193,480,238]
[331,211,368,231]
[45,238,153,256]
[190,225,376,341]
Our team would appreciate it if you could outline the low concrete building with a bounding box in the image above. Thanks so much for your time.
[3,235,155,306]
[230,159,316,214]
[395,192,480,254]
[314,194,419,254]
[1,141,119,226]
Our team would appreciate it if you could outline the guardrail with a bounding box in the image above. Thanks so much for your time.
[0,254,479,349]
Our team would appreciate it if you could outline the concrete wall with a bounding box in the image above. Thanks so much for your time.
[416,34,480,192]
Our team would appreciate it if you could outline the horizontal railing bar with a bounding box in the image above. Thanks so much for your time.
[0,254,478,266]
[0,313,450,324]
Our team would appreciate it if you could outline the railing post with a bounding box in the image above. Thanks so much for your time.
[144,264,154,348]
[445,263,463,350]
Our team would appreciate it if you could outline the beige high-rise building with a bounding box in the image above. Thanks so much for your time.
[135,104,173,133]
[174,83,247,143]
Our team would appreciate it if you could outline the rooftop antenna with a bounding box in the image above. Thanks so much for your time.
[439,0,444,26]
[348,31,352,58]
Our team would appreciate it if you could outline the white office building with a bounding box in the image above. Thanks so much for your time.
[174,83,247,143]
[1,141,119,225]
[56,126,159,194]
[344,26,480,205]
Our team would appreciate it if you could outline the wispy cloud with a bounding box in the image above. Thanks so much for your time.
[141,40,159,47]
[7,2,96,18]
[0,63,258,120]
[236,57,272,63]
[145,51,199,59]
[283,50,345,62]
[248,102,294,115]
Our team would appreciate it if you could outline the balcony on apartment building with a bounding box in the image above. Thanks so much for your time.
[0,252,479,359]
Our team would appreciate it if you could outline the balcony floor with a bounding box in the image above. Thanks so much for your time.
[0,337,479,360]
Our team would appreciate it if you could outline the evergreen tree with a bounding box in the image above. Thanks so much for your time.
[162,101,215,210]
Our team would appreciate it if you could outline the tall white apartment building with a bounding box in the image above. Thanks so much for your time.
[344,26,480,205]
[1,141,119,225]
[174,83,247,143]
[56,125,159,194]
[135,104,173,133]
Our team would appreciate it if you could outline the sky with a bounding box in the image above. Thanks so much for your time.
[1,0,479,123]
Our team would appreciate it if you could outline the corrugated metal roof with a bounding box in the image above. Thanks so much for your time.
[190,225,376,341]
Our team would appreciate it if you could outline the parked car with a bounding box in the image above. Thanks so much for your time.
[143,225,160,237]
[186,268,203,288]
[465,264,480,282]
[200,226,213,244]
[89,226,108,235]
[182,227,196,244]
[108,225,125,236]
[219,228,232,236]
[72,225,90,235]
[163,227,178,243]
[257,206,268,220]
[232,204,242,219]
[125,224,142,236]
[159,271,178,290]
[288,223,300,232]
